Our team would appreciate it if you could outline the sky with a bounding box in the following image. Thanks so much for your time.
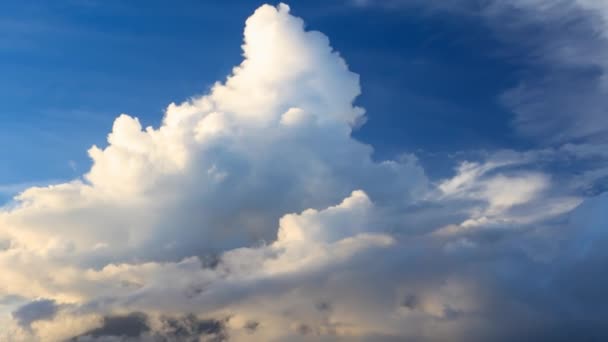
[0,1,607,341]
[0,0,529,193]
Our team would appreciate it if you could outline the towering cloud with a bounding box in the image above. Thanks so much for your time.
[0,3,606,341]
[0,3,426,268]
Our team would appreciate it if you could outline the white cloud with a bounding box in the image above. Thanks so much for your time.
[0,3,427,270]
[0,2,606,341]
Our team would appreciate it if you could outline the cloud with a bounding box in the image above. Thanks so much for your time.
[12,299,59,329]
[356,0,608,144]
[69,313,229,342]
[0,2,426,269]
[435,159,584,232]
[0,2,607,341]
[72,312,149,340]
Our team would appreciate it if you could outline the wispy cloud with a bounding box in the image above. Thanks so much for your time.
[355,0,608,144]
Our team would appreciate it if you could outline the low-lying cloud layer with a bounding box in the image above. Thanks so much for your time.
[1,3,607,341]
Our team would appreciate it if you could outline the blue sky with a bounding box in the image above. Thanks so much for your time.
[1,0,532,191]
[1,1,608,340]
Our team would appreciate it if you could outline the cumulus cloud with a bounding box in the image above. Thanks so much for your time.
[0,2,606,341]
[0,2,426,268]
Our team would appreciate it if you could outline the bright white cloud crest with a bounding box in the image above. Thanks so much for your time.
[0,3,606,341]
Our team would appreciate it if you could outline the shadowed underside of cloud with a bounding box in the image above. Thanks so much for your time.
[0,2,607,341]
[68,312,227,342]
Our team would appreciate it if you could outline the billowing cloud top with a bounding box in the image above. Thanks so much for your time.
[0,3,607,342]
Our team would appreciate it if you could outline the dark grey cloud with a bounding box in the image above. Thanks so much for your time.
[243,320,259,333]
[70,313,228,342]
[157,314,227,342]
[74,312,149,340]
[12,299,58,329]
